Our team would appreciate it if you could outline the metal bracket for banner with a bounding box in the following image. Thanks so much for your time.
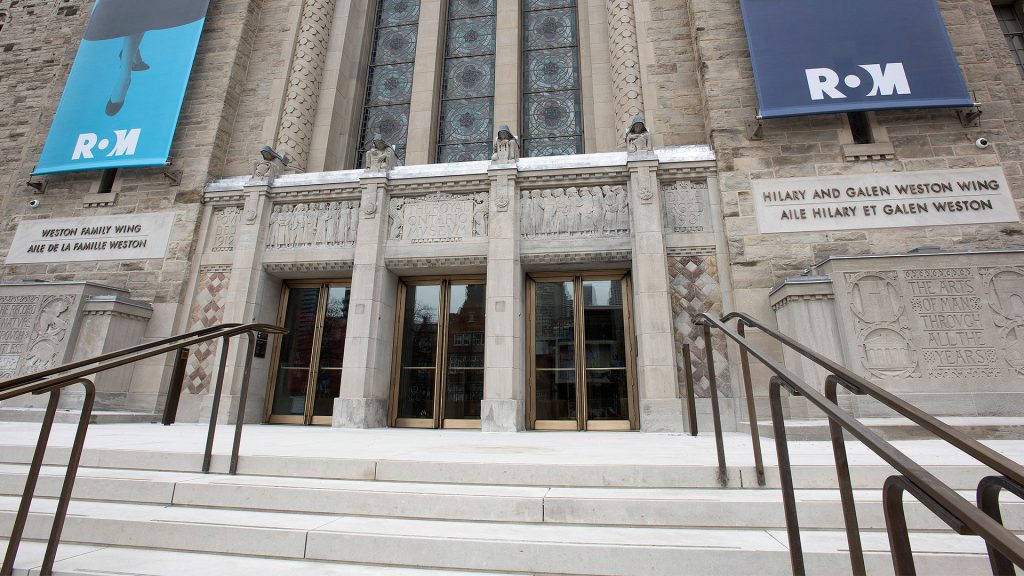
[746,114,764,141]
[26,179,46,194]
[162,160,183,187]
[957,105,982,128]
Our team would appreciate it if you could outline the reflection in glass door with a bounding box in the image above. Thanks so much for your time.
[528,274,636,430]
[391,278,486,428]
[267,283,350,424]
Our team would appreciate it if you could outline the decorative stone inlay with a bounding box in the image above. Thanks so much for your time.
[276,0,338,170]
[606,0,644,133]
[520,185,630,238]
[264,261,354,274]
[668,255,730,397]
[663,180,709,233]
[266,201,360,249]
[845,271,919,379]
[521,249,632,266]
[385,255,488,270]
[211,207,241,252]
[184,269,230,394]
[388,192,488,243]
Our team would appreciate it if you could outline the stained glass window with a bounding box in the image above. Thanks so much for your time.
[996,5,1024,78]
[357,0,421,166]
[521,0,582,157]
[437,0,496,163]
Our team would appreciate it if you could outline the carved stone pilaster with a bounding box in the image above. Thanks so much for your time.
[606,0,645,134]
[276,0,337,171]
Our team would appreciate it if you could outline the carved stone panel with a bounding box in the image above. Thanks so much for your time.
[520,185,630,238]
[663,180,710,234]
[266,201,361,249]
[0,294,77,378]
[211,207,241,252]
[667,255,730,397]
[184,267,230,394]
[389,192,488,243]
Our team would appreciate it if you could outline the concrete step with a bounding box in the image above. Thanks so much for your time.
[0,496,996,575]
[2,464,1023,532]
[1,539,519,576]
[0,408,157,424]
[0,442,1004,490]
[750,416,1024,441]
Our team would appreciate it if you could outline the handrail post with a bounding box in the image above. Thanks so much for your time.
[161,347,190,425]
[824,375,866,576]
[701,322,728,486]
[1,389,60,576]
[736,321,765,487]
[203,335,232,473]
[883,476,918,576]
[978,475,1024,575]
[41,378,95,574]
[229,331,258,475]
[682,343,698,437]
[769,376,805,576]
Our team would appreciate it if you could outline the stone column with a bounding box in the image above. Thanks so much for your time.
[202,182,272,423]
[403,0,445,165]
[606,0,645,134]
[276,0,338,170]
[482,164,525,431]
[335,173,397,427]
[492,0,521,133]
[628,154,685,431]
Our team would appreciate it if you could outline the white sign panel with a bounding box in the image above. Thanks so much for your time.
[752,167,1019,234]
[6,213,175,264]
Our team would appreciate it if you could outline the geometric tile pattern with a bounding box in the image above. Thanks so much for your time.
[668,254,731,397]
[184,270,230,394]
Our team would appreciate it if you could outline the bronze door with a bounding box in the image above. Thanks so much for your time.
[528,273,637,430]
[391,278,486,428]
[267,282,350,425]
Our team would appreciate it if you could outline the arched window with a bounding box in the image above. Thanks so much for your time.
[357,0,422,166]
[436,0,496,162]
[521,0,583,157]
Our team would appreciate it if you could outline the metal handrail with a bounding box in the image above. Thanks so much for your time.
[696,312,1024,576]
[0,322,285,576]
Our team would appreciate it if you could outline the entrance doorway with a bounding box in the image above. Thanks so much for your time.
[527,273,637,430]
[390,278,486,428]
[267,282,350,424]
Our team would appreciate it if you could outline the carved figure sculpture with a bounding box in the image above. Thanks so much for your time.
[364,134,398,171]
[389,198,405,240]
[491,125,520,162]
[624,115,652,153]
[520,185,630,238]
[474,192,489,237]
[521,191,533,237]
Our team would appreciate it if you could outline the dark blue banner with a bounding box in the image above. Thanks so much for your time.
[739,0,973,118]
[35,0,211,174]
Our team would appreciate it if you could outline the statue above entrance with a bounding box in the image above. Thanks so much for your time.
[491,125,519,163]
[364,134,399,172]
[624,115,652,153]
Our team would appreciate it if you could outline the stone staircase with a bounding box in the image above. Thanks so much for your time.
[0,426,1021,575]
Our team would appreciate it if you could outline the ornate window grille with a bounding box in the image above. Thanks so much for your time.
[357,0,422,166]
[437,0,497,162]
[521,0,583,157]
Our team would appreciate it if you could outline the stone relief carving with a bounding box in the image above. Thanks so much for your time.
[980,267,1024,376]
[607,0,645,134]
[664,180,709,233]
[276,0,338,170]
[520,185,630,238]
[211,207,240,252]
[20,295,74,375]
[847,271,918,379]
[388,192,487,243]
[266,201,360,249]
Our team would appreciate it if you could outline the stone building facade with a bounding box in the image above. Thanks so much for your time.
[0,0,1021,430]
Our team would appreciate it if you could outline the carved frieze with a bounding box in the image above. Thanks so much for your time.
[847,271,918,379]
[979,267,1024,376]
[663,180,709,234]
[266,201,361,249]
[18,295,75,376]
[211,207,241,252]
[389,192,488,243]
[520,185,630,238]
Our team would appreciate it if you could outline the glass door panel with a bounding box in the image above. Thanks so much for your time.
[269,283,350,424]
[582,279,630,426]
[443,283,486,423]
[529,275,635,430]
[533,281,577,426]
[270,287,321,421]
[312,286,350,422]
[395,284,441,424]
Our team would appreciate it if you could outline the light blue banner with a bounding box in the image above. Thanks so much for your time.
[35,0,210,174]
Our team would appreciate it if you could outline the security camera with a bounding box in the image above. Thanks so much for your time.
[976,137,990,149]
[28,199,40,208]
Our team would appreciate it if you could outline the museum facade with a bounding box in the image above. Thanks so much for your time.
[0,0,1021,432]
